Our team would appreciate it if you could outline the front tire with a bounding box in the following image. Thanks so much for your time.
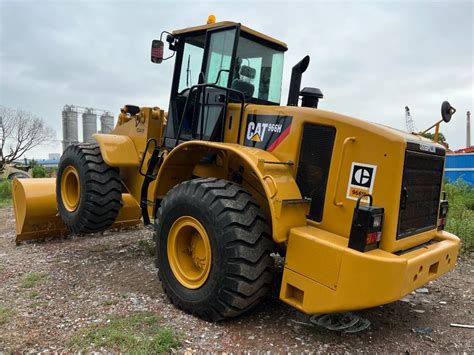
[56,143,122,234]
[155,178,274,321]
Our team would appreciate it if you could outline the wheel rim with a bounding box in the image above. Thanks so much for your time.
[61,165,81,212]
[167,216,212,289]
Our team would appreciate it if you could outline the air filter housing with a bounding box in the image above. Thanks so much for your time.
[300,87,323,108]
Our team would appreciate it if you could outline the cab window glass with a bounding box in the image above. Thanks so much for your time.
[178,35,205,92]
[204,29,236,86]
[233,36,284,104]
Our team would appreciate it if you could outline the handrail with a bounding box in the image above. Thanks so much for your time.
[333,136,356,207]
[138,138,158,177]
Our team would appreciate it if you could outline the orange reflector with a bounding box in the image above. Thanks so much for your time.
[366,232,381,245]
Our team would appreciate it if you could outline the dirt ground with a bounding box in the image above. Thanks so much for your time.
[0,207,472,353]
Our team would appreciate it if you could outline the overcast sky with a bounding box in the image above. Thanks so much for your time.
[0,0,472,158]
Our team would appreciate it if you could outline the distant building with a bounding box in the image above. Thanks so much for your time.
[35,159,60,168]
[445,153,474,185]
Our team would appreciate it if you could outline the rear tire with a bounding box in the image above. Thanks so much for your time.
[155,177,274,321]
[57,143,122,234]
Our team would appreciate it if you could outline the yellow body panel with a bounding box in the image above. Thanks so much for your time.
[95,135,140,167]
[280,227,459,313]
[12,178,141,243]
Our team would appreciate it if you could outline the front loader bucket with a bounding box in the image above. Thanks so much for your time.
[114,193,143,229]
[12,178,141,244]
[13,178,66,243]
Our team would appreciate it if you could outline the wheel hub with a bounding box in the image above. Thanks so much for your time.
[168,216,212,289]
[61,165,80,212]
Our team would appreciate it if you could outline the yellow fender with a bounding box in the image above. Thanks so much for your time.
[153,141,309,244]
[94,134,140,167]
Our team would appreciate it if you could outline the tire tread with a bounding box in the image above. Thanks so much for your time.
[57,143,122,234]
[155,177,274,321]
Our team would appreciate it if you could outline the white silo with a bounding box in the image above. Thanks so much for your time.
[100,112,114,134]
[82,108,97,143]
[62,105,79,151]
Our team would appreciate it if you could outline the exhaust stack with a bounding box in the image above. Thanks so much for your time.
[287,55,310,106]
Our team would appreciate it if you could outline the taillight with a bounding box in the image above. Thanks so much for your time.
[348,194,384,252]
[438,192,448,231]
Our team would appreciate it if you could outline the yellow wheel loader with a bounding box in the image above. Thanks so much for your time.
[13,17,460,321]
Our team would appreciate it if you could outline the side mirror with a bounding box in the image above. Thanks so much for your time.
[151,40,164,64]
[441,101,456,123]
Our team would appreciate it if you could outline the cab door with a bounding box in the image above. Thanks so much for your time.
[167,25,242,147]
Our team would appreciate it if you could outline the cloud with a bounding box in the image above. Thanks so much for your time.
[0,0,472,157]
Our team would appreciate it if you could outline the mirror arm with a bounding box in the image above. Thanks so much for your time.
[163,51,176,61]
[159,30,173,42]
[421,119,443,135]
[160,30,178,52]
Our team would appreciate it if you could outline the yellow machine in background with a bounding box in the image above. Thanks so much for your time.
[13,17,459,321]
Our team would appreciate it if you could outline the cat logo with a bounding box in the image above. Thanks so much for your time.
[244,115,292,152]
[250,133,262,142]
[246,122,282,142]
[353,167,372,187]
[346,162,377,203]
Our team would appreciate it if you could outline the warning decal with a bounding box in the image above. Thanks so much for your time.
[346,162,377,203]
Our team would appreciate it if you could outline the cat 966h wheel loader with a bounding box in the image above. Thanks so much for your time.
[13,16,460,321]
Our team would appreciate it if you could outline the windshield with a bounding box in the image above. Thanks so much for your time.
[233,36,284,104]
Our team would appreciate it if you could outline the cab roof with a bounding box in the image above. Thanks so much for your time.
[172,21,288,52]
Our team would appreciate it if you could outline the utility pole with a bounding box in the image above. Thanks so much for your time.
[0,116,3,157]
[467,111,471,148]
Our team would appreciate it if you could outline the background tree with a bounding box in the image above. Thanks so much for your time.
[0,106,55,171]
[419,131,449,148]
[32,165,47,178]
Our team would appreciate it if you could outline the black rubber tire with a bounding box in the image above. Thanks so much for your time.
[56,143,122,234]
[155,177,274,321]
[8,172,30,179]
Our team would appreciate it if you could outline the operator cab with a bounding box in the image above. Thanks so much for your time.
[152,19,287,148]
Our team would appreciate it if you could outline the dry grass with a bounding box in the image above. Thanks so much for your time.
[20,272,48,288]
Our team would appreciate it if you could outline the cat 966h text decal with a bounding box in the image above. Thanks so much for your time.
[244,114,292,152]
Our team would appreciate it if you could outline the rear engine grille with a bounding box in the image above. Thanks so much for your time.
[296,124,336,222]
[397,150,444,239]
